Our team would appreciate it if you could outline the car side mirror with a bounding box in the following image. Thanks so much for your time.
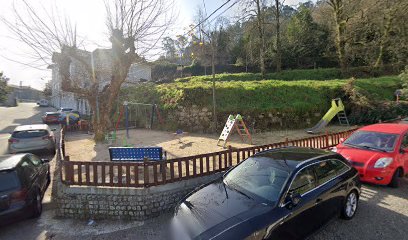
[339,138,345,144]
[400,148,406,154]
[285,192,301,209]
[41,158,50,163]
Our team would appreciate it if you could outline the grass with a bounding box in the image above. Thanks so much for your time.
[175,68,344,83]
[158,76,400,112]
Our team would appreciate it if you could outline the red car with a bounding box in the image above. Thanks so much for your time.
[334,123,408,187]
[41,112,60,124]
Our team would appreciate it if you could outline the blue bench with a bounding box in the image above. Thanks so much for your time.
[109,147,166,161]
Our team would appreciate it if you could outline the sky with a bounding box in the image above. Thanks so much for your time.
[0,0,307,90]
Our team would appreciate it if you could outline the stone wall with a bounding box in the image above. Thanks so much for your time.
[54,172,221,220]
[164,105,323,133]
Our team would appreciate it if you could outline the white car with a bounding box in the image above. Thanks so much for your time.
[37,99,49,107]
[8,124,56,154]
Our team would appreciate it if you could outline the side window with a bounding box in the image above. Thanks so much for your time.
[20,158,36,181]
[401,134,408,149]
[29,155,42,167]
[329,159,350,176]
[314,160,337,186]
[289,167,316,195]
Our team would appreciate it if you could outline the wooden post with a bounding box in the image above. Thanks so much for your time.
[228,145,233,167]
[143,158,149,187]
[325,131,329,148]
[285,138,289,147]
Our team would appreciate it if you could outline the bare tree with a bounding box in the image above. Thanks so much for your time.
[1,0,176,141]
[240,0,267,78]
[274,0,282,72]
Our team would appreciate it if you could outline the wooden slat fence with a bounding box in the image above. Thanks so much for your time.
[59,128,357,188]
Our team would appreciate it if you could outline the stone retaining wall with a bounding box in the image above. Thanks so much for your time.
[54,172,221,220]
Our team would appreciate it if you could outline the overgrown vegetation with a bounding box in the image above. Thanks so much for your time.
[122,74,402,128]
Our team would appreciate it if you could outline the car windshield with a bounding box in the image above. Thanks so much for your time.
[12,130,48,138]
[0,171,19,192]
[344,131,398,152]
[224,157,289,203]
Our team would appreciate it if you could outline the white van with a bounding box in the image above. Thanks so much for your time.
[37,99,49,107]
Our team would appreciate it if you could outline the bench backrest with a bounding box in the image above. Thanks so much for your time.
[109,147,163,161]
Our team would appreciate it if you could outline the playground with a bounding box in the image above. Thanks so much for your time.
[65,125,355,162]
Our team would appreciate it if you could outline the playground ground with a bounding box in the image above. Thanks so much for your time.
[65,125,357,162]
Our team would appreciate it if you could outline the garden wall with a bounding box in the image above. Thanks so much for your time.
[54,171,221,220]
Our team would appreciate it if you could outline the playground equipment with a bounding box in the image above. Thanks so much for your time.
[307,98,349,134]
[217,114,252,148]
[124,101,164,138]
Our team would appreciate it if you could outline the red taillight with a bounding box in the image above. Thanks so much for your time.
[8,138,19,143]
[10,188,28,203]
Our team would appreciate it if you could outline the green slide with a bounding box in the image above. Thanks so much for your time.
[307,98,345,134]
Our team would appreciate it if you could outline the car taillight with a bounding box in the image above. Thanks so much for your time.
[42,135,53,140]
[10,188,28,203]
[8,138,19,143]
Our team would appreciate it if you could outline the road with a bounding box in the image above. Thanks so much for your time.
[0,103,407,240]
[0,103,56,154]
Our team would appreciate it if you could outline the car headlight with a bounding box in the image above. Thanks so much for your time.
[374,157,393,168]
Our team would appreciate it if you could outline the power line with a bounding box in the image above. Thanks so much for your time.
[182,0,232,37]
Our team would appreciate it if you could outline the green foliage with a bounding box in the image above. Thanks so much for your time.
[399,66,408,98]
[176,68,343,83]
[0,72,10,102]
[124,74,401,116]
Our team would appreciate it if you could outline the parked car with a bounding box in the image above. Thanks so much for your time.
[172,147,361,240]
[41,112,61,124]
[8,124,56,154]
[36,99,49,107]
[0,154,50,225]
[57,107,73,113]
[333,123,408,188]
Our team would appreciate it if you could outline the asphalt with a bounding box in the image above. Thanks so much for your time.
[0,103,407,240]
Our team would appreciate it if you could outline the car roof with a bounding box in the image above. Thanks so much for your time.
[251,147,336,171]
[45,112,60,114]
[0,154,26,171]
[358,123,408,135]
[14,124,49,132]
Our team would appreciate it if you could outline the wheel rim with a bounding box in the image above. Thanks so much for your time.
[36,193,42,212]
[345,192,357,217]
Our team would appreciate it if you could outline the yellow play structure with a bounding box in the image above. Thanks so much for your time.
[307,98,349,134]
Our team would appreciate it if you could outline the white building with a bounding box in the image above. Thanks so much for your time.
[49,49,151,115]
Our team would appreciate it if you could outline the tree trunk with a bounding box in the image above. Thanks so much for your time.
[374,10,393,68]
[330,0,347,74]
[275,0,282,72]
[255,0,266,79]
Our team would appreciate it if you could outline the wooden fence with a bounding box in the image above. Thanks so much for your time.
[59,128,357,188]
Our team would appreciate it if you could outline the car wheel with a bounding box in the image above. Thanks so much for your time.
[341,190,358,220]
[388,168,402,188]
[31,190,43,218]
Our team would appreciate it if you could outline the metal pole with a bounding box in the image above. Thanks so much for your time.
[124,101,129,138]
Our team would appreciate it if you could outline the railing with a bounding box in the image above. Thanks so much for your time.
[59,128,357,188]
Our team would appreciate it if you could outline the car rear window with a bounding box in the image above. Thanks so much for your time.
[0,171,20,192]
[12,130,49,138]
[47,113,59,117]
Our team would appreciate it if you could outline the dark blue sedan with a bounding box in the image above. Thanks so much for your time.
[172,147,361,240]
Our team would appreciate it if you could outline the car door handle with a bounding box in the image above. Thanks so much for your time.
[315,198,323,205]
